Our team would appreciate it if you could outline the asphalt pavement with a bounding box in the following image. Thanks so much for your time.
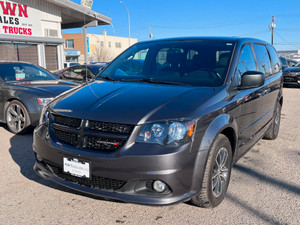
[0,87,299,225]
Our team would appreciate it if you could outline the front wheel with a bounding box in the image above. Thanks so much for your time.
[5,100,31,134]
[191,134,232,208]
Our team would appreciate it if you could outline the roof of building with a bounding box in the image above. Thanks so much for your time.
[45,0,111,29]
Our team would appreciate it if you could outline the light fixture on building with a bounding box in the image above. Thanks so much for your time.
[81,0,93,9]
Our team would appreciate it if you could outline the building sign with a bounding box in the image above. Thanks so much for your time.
[65,50,81,57]
[0,0,42,36]
[87,36,90,52]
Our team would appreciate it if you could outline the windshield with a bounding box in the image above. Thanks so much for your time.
[0,63,57,82]
[99,40,235,86]
[88,65,104,76]
[294,62,300,67]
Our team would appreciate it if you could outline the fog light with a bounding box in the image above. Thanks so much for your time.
[153,180,166,193]
[297,80,300,84]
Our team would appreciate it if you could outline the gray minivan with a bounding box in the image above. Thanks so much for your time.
[33,37,282,208]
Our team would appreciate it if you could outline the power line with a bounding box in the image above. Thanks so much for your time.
[151,15,268,31]
[241,30,269,36]
[274,31,300,49]
[277,28,300,32]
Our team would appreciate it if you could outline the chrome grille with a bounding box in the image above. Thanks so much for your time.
[53,114,81,128]
[53,129,78,147]
[51,113,133,152]
[88,120,134,134]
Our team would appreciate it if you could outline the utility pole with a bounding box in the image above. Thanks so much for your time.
[269,15,278,45]
[148,26,153,40]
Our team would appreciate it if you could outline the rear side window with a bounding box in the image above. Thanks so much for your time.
[234,44,257,86]
[267,45,281,74]
[253,44,272,77]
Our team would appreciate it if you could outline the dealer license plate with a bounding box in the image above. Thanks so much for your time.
[63,157,90,178]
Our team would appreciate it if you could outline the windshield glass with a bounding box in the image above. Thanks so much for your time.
[294,62,300,67]
[88,65,104,76]
[99,40,235,86]
[0,63,57,82]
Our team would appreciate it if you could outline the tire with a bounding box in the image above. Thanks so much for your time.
[263,102,281,140]
[191,134,232,208]
[5,100,31,134]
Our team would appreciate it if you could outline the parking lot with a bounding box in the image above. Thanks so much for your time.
[0,87,299,225]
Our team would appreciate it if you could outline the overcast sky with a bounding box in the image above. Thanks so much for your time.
[65,0,300,50]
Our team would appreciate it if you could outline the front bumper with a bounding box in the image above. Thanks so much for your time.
[33,124,207,205]
[283,74,300,85]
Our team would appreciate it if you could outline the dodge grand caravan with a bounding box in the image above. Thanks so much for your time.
[33,37,283,208]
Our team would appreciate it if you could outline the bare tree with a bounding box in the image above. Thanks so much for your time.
[89,45,113,63]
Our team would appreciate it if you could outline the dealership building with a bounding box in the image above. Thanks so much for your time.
[0,0,111,70]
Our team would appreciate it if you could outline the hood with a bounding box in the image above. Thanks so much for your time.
[8,80,77,96]
[283,67,300,73]
[52,81,218,125]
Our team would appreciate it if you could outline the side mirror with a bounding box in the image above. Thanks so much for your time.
[239,71,265,89]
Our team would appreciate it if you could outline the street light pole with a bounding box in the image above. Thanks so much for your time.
[120,1,131,47]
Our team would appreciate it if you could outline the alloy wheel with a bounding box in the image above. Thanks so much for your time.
[211,147,229,197]
[7,104,26,133]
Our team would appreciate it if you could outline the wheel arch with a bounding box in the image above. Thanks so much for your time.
[4,98,31,123]
[279,96,283,106]
[190,113,238,193]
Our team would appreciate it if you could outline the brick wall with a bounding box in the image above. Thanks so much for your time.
[63,33,84,54]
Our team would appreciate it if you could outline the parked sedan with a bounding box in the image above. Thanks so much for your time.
[56,64,105,83]
[0,62,77,134]
[283,62,300,86]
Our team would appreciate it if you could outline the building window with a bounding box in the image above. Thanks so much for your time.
[45,45,58,71]
[108,42,111,48]
[0,43,38,65]
[65,40,74,49]
[100,41,104,46]
[115,42,121,48]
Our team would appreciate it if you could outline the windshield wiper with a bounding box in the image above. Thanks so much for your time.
[120,78,190,86]
[97,76,117,82]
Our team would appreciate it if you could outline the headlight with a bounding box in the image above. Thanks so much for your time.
[39,106,50,125]
[37,97,54,106]
[136,120,195,146]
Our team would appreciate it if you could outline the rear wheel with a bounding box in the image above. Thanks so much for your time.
[5,100,31,134]
[263,102,281,140]
[191,134,232,208]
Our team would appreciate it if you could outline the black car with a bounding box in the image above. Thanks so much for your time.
[0,62,77,134]
[56,64,104,83]
[287,58,298,67]
[279,57,298,69]
[283,61,300,86]
[33,37,283,208]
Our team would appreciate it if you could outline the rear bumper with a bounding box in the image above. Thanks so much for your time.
[33,124,205,206]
